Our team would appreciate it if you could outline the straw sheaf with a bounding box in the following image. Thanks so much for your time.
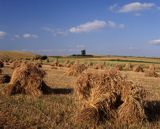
[133,65,144,72]
[124,63,132,71]
[2,63,46,96]
[67,63,87,76]
[118,96,146,125]
[76,69,147,126]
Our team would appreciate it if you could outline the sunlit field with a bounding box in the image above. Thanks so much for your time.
[0,52,160,129]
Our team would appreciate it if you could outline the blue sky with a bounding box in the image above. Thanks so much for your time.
[0,0,160,56]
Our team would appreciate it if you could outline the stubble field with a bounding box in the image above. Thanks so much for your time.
[0,53,160,129]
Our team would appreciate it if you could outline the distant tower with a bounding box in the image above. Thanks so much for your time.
[81,49,86,56]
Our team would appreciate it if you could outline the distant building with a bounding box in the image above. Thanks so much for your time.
[71,49,93,57]
[81,49,86,56]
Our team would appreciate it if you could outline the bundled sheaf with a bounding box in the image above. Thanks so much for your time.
[77,91,118,125]
[76,70,124,100]
[10,61,22,69]
[124,63,132,71]
[67,62,87,76]
[133,65,144,72]
[115,64,123,71]
[144,64,159,77]
[118,96,146,125]
[149,64,156,71]
[76,69,147,126]
[2,62,48,96]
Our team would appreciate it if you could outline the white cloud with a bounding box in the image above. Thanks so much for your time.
[109,4,118,12]
[23,33,31,38]
[149,39,160,45]
[14,34,21,39]
[43,27,67,36]
[69,20,106,33]
[118,2,155,13]
[31,34,39,38]
[23,33,39,39]
[106,21,125,29]
[69,20,124,33]
[0,31,7,39]
[13,33,39,40]
[43,27,53,32]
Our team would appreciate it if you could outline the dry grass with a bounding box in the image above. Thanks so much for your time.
[0,51,35,61]
[35,62,42,68]
[52,59,64,67]
[76,71,98,99]
[149,64,156,71]
[10,61,22,69]
[118,96,146,125]
[67,62,87,76]
[76,69,147,126]
[64,60,70,66]
[124,63,132,71]
[52,59,59,67]
[133,65,144,72]
[144,64,159,77]
[0,55,160,129]
[115,64,123,71]
[94,64,105,69]
[144,70,159,78]
[1,62,47,96]
[76,70,123,100]
[86,62,94,67]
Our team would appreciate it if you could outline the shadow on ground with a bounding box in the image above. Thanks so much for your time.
[144,100,160,122]
[41,82,74,95]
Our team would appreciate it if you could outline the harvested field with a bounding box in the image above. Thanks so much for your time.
[0,55,160,129]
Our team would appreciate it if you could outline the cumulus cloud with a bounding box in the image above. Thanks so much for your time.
[109,2,155,14]
[69,20,106,33]
[118,2,155,13]
[0,31,7,39]
[149,39,160,45]
[69,20,124,33]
